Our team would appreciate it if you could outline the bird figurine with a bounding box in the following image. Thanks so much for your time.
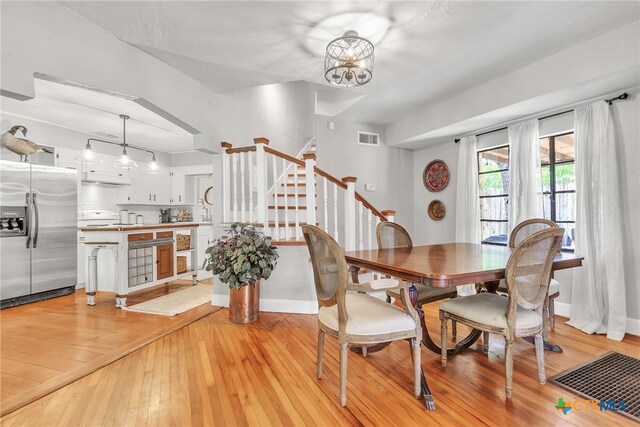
[1,126,52,162]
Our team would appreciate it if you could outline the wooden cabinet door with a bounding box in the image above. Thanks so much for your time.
[156,244,174,280]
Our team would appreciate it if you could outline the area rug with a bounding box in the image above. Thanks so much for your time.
[123,284,212,316]
[549,351,640,422]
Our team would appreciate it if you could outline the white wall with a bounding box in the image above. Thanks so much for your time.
[315,116,414,232]
[410,95,640,326]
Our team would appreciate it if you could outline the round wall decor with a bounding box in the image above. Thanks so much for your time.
[423,159,450,192]
[428,200,446,221]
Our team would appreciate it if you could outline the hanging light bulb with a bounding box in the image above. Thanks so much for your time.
[145,154,161,174]
[113,145,138,169]
[75,141,103,166]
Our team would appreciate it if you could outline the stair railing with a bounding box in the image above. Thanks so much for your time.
[221,137,395,250]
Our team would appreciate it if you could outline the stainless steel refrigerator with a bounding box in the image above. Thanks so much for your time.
[1,160,77,308]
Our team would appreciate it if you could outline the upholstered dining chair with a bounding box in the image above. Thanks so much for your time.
[501,218,562,335]
[377,222,459,338]
[439,227,564,398]
[302,225,422,407]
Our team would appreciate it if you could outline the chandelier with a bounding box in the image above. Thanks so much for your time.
[324,30,374,87]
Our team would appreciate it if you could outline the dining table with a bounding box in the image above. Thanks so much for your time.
[344,242,583,410]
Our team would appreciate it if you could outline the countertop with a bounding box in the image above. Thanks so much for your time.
[80,222,202,232]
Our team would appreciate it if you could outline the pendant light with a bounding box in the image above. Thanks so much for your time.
[113,114,138,169]
[325,30,374,87]
[75,140,103,166]
[144,153,161,174]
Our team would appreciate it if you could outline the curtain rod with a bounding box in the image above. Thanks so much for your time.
[454,92,629,143]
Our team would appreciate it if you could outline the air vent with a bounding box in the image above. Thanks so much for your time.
[95,132,119,139]
[358,131,379,147]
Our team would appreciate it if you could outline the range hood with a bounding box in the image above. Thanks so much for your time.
[81,169,131,185]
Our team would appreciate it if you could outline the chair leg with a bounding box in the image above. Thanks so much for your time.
[386,294,391,304]
[549,296,556,331]
[504,337,514,398]
[534,332,546,384]
[316,330,325,379]
[542,296,550,340]
[362,346,368,357]
[452,320,457,342]
[412,338,421,399]
[340,341,348,406]
[483,331,490,354]
[440,311,447,367]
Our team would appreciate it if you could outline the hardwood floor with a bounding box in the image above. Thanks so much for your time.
[0,281,219,416]
[2,298,638,426]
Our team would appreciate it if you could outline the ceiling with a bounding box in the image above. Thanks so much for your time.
[1,78,193,153]
[62,1,639,125]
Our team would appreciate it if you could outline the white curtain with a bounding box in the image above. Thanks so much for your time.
[507,120,543,233]
[455,135,480,296]
[568,102,626,341]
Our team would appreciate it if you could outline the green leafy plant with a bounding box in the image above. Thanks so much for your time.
[204,223,279,289]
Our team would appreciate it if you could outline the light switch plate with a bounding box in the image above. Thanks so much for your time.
[365,183,376,192]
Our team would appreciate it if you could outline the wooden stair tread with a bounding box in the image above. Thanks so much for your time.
[283,183,315,186]
[274,193,315,197]
[272,239,306,246]
[267,221,319,227]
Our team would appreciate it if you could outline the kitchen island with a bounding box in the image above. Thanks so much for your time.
[81,223,200,307]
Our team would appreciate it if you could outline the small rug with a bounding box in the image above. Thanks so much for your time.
[550,351,640,422]
[123,284,212,316]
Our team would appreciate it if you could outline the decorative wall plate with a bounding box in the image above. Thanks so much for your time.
[423,159,450,192]
[428,200,446,221]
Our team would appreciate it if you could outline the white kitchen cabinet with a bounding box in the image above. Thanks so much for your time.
[56,147,80,170]
[117,167,170,205]
[170,169,186,205]
[171,165,213,205]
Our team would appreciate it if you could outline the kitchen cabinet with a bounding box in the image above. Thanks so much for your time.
[170,169,186,205]
[156,243,174,280]
[117,167,170,205]
[56,147,80,170]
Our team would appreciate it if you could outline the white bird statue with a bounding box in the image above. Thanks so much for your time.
[1,126,52,162]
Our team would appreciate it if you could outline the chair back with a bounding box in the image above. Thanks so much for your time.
[509,218,558,248]
[505,227,564,317]
[376,221,413,249]
[302,225,348,313]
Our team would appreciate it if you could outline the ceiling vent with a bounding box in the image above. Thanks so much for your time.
[358,131,379,147]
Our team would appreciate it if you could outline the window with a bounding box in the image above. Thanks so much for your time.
[478,145,510,245]
[477,132,576,251]
[540,132,576,250]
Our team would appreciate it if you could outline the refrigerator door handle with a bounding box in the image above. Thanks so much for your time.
[32,193,40,248]
[25,192,31,249]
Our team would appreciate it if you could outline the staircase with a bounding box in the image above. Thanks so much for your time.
[220,137,396,250]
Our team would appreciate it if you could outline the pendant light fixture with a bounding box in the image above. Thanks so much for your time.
[113,115,138,169]
[324,30,374,87]
[77,114,161,173]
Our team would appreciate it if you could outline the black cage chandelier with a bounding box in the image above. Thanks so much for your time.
[324,30,374,87]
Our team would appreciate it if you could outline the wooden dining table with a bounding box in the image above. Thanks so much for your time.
[344,242,583,410]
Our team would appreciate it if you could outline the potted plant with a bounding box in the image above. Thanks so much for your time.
[204,223,279,323]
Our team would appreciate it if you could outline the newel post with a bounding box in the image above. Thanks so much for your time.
[381,210,396,222]
[342,176,357,251]
[254,137,269,230]
[221,142,232,223]
[303,153,317,226]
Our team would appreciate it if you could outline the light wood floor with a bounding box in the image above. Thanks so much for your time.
[0,281,219,416]
[2,298,638,426]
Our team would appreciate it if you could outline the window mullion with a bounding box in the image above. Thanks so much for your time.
[549,135,556,221]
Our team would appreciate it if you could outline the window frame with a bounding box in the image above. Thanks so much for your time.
[477,144,510,246]
[541,131,576,252]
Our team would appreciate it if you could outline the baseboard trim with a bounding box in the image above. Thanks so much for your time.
[212,294,318,315]
[553,301,639,336]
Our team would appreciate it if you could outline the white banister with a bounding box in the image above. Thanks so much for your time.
[358,201,364,250]
[254,138,269,230]
[333,182,339,243]
[232,152,238,222]
[283,157,289,240]
[323,178,328,233]
[304,153,316,227]
[240,151,246,222]
[293,163,300,240]
[248,151,254,223]
[221,142,231,223]
[272,155,279,239]
[342,176,357,251]
[367,209,373,250]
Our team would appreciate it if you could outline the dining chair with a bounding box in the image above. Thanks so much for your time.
[501,218,562,335]
[439,227,564,398]
[302,224,422,406]
[377,222,459,338]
